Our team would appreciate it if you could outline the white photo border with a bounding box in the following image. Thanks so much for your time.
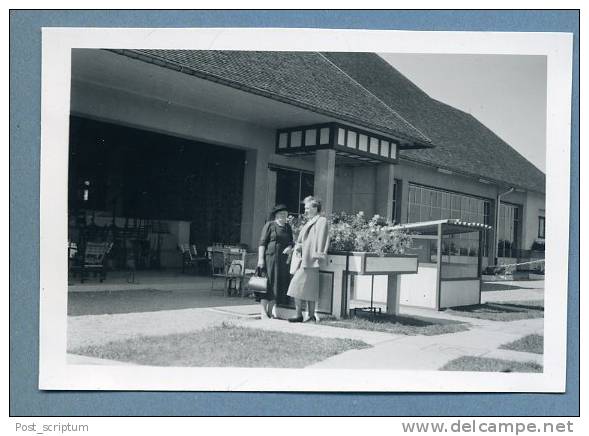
[39,27,573,392]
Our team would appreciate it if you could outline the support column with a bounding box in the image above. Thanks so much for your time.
[399,177,410,224]
[435,223,443,310]
[314,149,336,215]
[240,149,270,249]
[386,274,401,315]
[375,163,397,222]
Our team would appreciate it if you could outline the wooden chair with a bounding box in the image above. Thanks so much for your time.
[178,243,197,274]
[192,244,211,275]
[210,249,245,297]
[72,241,113,283]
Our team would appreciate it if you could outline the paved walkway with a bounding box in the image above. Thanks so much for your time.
[482,280,544,303]
[67,280,545,370]
[307,317,543,369]
[68,270,215,292]
[68,304,543,370]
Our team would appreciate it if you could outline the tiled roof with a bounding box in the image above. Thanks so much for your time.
[323,52,546,194]
[114,49,545,194]
[114,49,432,147]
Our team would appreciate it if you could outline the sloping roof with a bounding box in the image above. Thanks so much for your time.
[114,49,545,194]
[323,52,546,194]
[113,49,431,147]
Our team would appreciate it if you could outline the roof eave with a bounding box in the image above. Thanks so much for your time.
[109,48,433,148]
[399,155,546,195]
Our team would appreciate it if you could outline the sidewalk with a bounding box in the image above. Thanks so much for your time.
[307,317,543,369]
[68,303,543,370]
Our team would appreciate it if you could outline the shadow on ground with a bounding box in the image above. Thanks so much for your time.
[68,289,256,316]
[481,283,529,292]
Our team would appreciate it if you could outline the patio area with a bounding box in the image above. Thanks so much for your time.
[67,275,545,370]
[68,269,257,316]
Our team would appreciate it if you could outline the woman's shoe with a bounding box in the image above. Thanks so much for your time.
[303,316,317,323]
[288,316,304,323]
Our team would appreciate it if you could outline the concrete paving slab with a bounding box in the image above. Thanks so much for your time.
[306,317,544,370]
[67,289,545,371]
[67,353,135,366]
[67,307,237,350]
[481,349,543,365]
[232,317,403,346]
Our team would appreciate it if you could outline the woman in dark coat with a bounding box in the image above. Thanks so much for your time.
[256,204,294,318]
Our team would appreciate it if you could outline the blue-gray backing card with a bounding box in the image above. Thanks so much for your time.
[9,10,579,416]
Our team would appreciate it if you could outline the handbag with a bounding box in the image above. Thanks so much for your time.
[248,267,268,294]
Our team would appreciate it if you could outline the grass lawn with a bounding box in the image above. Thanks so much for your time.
[444,300,544,321]
[440,356,543,373]
[69,323,370,367]
[500,334,544,354]
[321,312,470,336]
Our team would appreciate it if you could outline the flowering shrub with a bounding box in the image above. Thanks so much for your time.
[288,211,413,256]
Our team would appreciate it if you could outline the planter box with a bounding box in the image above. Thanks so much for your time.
[317,252,419,318]
[324,251,419,275]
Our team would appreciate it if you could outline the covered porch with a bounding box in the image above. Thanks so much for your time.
[69,49,432,277]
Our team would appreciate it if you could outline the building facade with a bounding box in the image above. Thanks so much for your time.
[68,49,546,269]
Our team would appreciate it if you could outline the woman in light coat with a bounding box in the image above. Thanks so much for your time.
[287,196,330,323]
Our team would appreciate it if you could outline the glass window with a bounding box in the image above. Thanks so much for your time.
[274,168,315,217]
[291,131,302,148]
[407,184,492,256]
[391,180,399,223]
[369,137,379,154]
[390,143,397,159]
[538,216,545,238]
[304,129,317,146]
[380,140,390,157]
[278,132,288,149]
[358,134,368,151]
[347,131,357,149]
[498,203,520,258]
[320,127,330,145]
[337,128,346,146]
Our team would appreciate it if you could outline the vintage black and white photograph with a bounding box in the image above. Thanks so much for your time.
[38,28,572,392]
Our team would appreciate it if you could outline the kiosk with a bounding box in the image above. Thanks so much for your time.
[394,219,491,310]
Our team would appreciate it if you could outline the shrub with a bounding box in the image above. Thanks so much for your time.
[288,211,413,256]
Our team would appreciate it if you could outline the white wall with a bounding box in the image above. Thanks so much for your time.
[521,190,546,249]
[399,263,438,309]
[439,280,480,308]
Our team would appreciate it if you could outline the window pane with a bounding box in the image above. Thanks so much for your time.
[320,127,330,145]
[291,131,302,148]
[380,140,390,157]
[305,129,317,146]
[390,143,397,159]
[275,169,314,217]
[337,128,346,146]
[347,131,357,149]
[275,169,301,215]
[278,132,288,149]
[409,204,420,222]
[358,134,368,151]
[369,137,379,154]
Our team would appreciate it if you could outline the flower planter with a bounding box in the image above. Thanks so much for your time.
[316,251,419,318]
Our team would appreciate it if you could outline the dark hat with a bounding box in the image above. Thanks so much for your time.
[270,204,289,218]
